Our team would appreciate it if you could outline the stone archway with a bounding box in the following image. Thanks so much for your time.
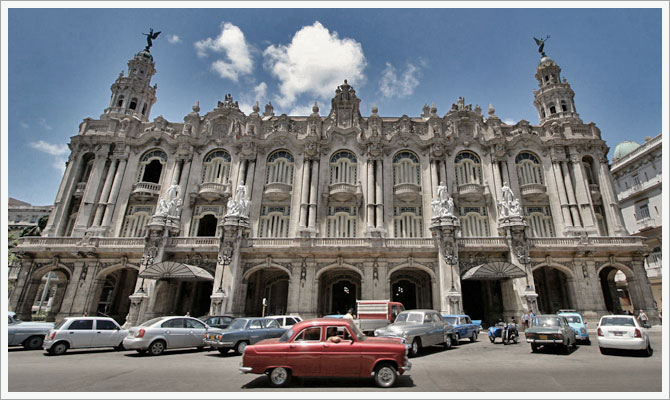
[533,266,574,314]
[317,268,362,316]
[599,266,633,314]
[389,268,433,309]
[19,266,71,322]
[244,268,290,316]
[88,264,139,324]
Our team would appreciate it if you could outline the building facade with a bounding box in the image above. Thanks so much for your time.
[9,44,660,327]
[7,198,52,237]
[610,134,662,316]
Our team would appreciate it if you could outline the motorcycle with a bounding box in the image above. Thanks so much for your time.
[488,322,519,345]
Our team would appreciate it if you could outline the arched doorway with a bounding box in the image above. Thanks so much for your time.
[533,266,573,314]
[91,267,139,324]
[196,214,218,237]
[22,268,70,322]
[461,280,503,327]
[599,267,633,314]
[389,269,433,310]
[318,269,361,316]
[244,268,290,316]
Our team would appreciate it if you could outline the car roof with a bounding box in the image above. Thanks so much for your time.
[442,314,468,318]
[600,314,636,319]
[401,309,437,313]
[292,318,353,329]
[63,316,115,320]
[557,312,582,316]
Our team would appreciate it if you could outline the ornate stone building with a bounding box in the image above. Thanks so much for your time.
[9,43,660,327]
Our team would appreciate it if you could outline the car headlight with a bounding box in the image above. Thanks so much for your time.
[581,328,586,335]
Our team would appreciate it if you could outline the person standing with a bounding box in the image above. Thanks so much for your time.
[521,311,530,330]
[343,308,354,320]
[639,309,650,328]
[529,310,535,327]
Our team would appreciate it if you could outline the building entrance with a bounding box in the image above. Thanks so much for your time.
[461,280,504,328]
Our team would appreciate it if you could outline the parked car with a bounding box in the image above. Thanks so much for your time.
[374,309,458,356]
[442,314,480,342]
[265,315,303,329]
[42,317,128,355]
[8,311,54,350]
[524,314,577,353]
[204,317,286,355]
[356,300,405,335]
[239,318,411,388]
[557,310,590,344]
[200,315,235,329]
[123,316,218,356]
[597,314,652,356]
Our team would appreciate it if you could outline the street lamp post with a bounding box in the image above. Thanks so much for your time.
[444,249,458,290]
[217,246,233,294]
[516,246,532,291]
[136,253,154,294]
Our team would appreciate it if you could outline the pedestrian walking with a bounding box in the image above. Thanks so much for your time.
[639,309,650,328]
[521,311,530,330]
[529,310,535,327]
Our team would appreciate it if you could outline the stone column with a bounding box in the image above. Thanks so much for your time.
[171,159,184,186]
[73,152,109,236]
[596,156,628,236]
[43,153,79,236]
[550,160,573,229]
[177,156,193,234]
[628,258,660,324]
[308,159,319,230]
[375,159,384,229]
[237,160,248,188]
[101,157,128,230]
[367,160,375,229]
[569,154,597,231]
[299,159,310,228]
[560,162,582,228]
[92,159,118,227]
[491,159,503,200]
[430,160,440,197]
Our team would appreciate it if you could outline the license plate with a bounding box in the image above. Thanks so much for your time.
[539,335,548,340]
[613,332,623,336]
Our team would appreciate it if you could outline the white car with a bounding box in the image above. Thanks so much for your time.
[264,315,303,329]
[43,317,128,355]
[597,314,652,356]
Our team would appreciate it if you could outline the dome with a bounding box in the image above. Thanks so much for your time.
[135,49,153,61]
[612,141,641,160]
[538,55,554,66]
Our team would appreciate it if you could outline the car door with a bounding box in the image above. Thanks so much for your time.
[8,316,17,344]
[161,318,189,348]
[185,318,207,347]
[461,317,472,337]
[262,318,286,339]
[91,319,120,347]
[428,312,443,345]
[287,326,322,377]
[247,319,265,344]
[65,319,95,348]
[320,325,361,377]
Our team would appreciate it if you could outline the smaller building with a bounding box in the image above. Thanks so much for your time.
[8,198,53,237]
[610,134,662,316]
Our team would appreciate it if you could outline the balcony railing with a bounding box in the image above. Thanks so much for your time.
[131,182,161,198]
[198,182,231,201]
[458,238,508,249]
[393,183,422,201]
[263,182,293,201]
[328,182,360,202]
[457,183,485,198]
[520,183,546,199]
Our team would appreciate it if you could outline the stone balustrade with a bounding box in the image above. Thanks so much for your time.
[393,183,422,201]
[198,182,231,201]
[520,183,547,199]
[131,182,161,198]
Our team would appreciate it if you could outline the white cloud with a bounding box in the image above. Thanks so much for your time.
[502,118,516,125]
[20,122,29,129]
[29,140,69,156]
[263,21,367,109]
[195,22,253,81]
[379,62,421,98]
[168,35,182,44]
[254,82,267,99]
[51,157,67,174]
[288,104,314,116]
[38,118,53,130]
[238,82,269,114]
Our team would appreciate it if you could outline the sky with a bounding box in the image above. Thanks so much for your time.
[4,5,664,206]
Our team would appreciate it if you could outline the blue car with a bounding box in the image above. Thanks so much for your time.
[557,310,590,344]
[442,314,481,342]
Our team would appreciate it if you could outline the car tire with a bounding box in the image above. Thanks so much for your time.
[584,338,591,346]
[148,340,166,356]
[268,367,291,388]
[196,346,205,352]
[410,338,421,357]
[562,343,570,354]
[218,348,229,354]
[444,335,452,350]
[48,341,68,356]
[489,336,495,343]
[531,343,539,353]
[642,343,653,357]
[470,331,478,343]
[599,347,609,355]
[23,335,44,350]
[234,341,249,355]
[374,363,397,388]
[114,342,125,351]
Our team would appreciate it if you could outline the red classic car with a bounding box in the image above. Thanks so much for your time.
[239,318,411,388]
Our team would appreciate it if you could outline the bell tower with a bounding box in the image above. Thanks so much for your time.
[101,48,157,122]
[532,53,582,126]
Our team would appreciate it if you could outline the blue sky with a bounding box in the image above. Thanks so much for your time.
[5,6,663,206]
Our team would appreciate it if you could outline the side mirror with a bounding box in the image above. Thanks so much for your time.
[115,326,120,330]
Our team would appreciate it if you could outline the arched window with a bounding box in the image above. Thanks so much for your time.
[582,156,596,185]
[458,206,489,237]
[129,98,138,110]
[515,152,544,186]
[79,154,95,183]
[142,103,148,115]
[196,214,218,237]
[394,206,423,238]
[454,151,482,185]
[549,104,556,114]
[116,95,125,107]
[526,206,555,237]
[266,150,295,185]
[97,277,116,315]
[138,149,167,183]
[201,150,231,184]
[330,150,358,185]
[561,100,568,112]
[393,151,421,185]
[326,206,357,238]
[541,108,546,118]
[258,206,290,238]
[121,208,151,237]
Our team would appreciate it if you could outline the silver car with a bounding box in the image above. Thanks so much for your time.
[43,317,128,355]
[8,311,54,350]
[123,316,220,356]
[374,309,457,356]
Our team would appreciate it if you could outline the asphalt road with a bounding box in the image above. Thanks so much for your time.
[7,329,663,392]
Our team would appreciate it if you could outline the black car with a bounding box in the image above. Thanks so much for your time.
[200,315,235,329]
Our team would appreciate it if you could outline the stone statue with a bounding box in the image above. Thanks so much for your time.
[534,35,550,57]
[155,185,181,218]
[226,185,251,218]
[143,28,161,51]
[432,181,456,219]
[499,181,521,220]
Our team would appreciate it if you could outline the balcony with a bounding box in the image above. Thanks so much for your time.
[198,182,231,201]
[520,183,547,200]
[393,183,421,201]
[589,183,601,202]
[263,182,293,201]
[73,182,87,198]
[636,217,657,232]
[131,182,161,200]
[327,182,362,203]
[456,183,485,201]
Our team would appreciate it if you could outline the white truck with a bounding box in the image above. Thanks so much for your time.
[355,300,405,335]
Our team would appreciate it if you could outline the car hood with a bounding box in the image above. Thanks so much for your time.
[364,336,404,344]
[567,323,585,330]
[526,326,562,333]
[377,322,421,334]
[13,321,55,329]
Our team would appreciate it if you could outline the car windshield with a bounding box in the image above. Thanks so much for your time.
[140,317,165,327]
[534,316,560,327]
[443,317,458,325]
[348,321,365,341]
[601,317,635,327]
[54,319,67,329]
[562,316,581,324]
[228,319,248,330]
[279,328,294,342]
[395,312,423,323]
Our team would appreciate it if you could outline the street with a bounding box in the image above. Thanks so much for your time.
[7,329,662,392]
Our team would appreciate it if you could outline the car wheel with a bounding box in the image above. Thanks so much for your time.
[23,335,44,350]
[49,341,68,356]
[234,341,248,355]
[531,343,539,353]
[489,336,495,343]
[148,340,166,356]
[584,338,591,346]
[599,347,609,355]
[374,363,397,388]
[218,348,229,354]
[444,335,452,350]
[114,342,125,351]
[470,331,478,343]
[268,367,291,388]
[410,338,421,357]
[643,343,653,357]
[562,343,570,354]
[196,346,205,352]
